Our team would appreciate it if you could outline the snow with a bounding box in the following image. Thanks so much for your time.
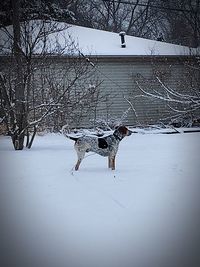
[65,24,195,56]
[0,131,200,267]
[0,20,197,56]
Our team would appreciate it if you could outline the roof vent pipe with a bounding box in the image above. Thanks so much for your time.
[119,32,126,48]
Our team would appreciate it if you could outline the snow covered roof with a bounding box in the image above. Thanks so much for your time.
[0,20,196,57]
[66,24,194,57]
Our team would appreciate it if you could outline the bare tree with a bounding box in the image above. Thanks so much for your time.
[152,0,200,47]
[0,19,105,149]
[8,0,26,150]
[69,0,159,39]
[130,56,200,126]
[71,0,199,47]
[0,0,74,27]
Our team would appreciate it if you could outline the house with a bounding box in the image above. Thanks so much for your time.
[66,25,199,126]
[0,21,199,128]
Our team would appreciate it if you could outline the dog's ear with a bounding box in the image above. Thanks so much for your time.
[116,125,128,135]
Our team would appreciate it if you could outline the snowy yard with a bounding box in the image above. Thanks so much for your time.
[0,131,200,267]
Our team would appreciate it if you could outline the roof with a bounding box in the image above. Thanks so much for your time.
[66,25,194,56]
[0,20,197,57]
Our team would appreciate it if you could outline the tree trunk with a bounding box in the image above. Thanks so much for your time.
[12,0,26,150]
[27,126,37,149]
[11,133,25,150]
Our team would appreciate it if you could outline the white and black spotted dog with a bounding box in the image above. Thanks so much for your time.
[62,125,132,170]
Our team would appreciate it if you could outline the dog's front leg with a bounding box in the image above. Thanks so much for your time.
[112,156,115,170]
[110,156,116,170]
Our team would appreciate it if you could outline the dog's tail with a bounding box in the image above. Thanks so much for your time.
[61,124,70,134]
[61,125,79,142]
[67,136,78,141]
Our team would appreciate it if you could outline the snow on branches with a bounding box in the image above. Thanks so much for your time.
[131,59,200,127]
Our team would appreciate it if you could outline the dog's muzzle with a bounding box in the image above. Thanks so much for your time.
[127,129,133,136]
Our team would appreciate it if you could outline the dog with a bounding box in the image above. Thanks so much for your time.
[62,125,132,170]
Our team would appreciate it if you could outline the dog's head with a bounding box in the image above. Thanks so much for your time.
[117,125,132,136]
[114,125,132,140]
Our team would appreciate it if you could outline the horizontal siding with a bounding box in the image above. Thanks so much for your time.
[36,57,198,127]
[2,56,197,128]
[95,62,136,125]
[92,59,197,126]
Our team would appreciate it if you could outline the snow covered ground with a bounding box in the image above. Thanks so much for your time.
[0,131,200,267]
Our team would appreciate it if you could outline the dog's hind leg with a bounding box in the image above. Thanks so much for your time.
[75,150,85,171]
[108,157,112,169]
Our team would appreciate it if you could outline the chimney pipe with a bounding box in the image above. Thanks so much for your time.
[119,32,126,48]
